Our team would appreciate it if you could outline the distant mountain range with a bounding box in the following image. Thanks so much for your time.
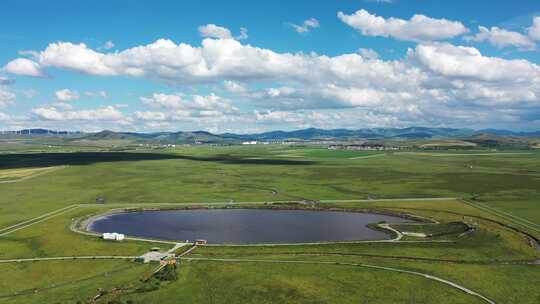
[78,130,233,144]
[222,127,477,141]
[1,127,539,144]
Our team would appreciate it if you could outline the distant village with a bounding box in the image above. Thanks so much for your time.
[137,141,405,150]
[328,143,402,151]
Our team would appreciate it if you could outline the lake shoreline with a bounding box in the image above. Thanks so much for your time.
[83,206,425,244]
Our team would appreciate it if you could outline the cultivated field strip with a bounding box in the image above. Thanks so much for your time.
[470,201,539,228]
[0,204,79,233]
[461,199,540,233]
[0,165,66,184]
[0,204,79,236]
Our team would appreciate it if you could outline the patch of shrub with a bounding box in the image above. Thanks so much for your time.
[154,264,178,282]
[135,278,160,293]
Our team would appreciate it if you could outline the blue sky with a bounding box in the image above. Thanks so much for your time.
[1,0,540,132]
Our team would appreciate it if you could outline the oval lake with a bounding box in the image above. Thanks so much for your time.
[88,208,414,244]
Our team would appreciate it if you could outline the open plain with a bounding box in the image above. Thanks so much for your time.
[0,143,538,303]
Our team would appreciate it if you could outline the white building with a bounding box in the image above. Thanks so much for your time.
[102,232,125,241]
[242,141,257,145]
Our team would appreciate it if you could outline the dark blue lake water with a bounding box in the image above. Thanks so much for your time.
[88,208,413,244]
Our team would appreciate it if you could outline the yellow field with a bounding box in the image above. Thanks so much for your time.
[0,167,61,182]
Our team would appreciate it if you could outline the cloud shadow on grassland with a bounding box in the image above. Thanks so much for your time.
[0,152,316,169]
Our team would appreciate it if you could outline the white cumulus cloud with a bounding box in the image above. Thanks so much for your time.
[338,9,468,42]
[198,24,233,39]
[3,34,540,130]
[142,92,236,111]
[223,80,247,93]
[141,93,183,109]
[290,18,320,34]
[0,87,16,108]
[236,27,249,40]
[3,58,44,77]
[55,89,80,102]
[464,26,536,50]
[138,92,237,122]
[0,111,11,121]
[358,48,379,59]
[528,16,540,41]
[411,42,540,82]
[198,24,248,40]
[84,90,108,98]
[32,105,125,121]
[103,40,115,50]
[134,111,168,121]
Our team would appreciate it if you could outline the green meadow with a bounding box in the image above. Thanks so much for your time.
[0,145,538,303]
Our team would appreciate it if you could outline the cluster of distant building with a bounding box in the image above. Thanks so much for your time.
[241,140,313,145]
[328,143,401,151]
[242,140,272,145]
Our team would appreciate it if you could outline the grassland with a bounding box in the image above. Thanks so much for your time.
[104,261,486,304]
[0,260,153,304]
[0,144,538,303]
